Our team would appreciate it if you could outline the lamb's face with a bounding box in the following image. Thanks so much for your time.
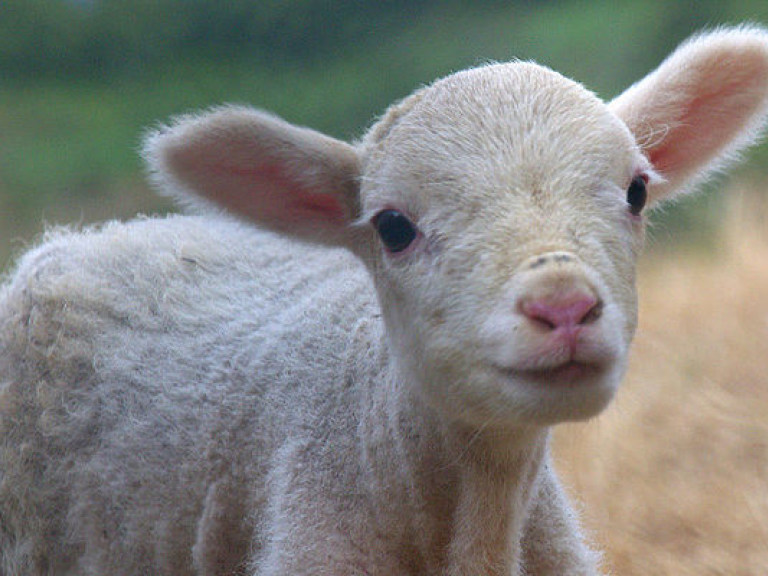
[360,63,651,426]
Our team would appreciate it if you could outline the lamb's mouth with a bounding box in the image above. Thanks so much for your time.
[499,360,609,387]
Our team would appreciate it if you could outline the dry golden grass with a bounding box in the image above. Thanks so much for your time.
[555,185,768,575]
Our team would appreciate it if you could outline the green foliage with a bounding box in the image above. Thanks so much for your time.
[0,0,486,81]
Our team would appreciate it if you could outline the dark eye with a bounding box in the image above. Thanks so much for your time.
[373,209,418,253]
[627,175,648,216]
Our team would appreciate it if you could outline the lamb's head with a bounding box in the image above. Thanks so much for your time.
[145,28,768,427]
[356,63,648,425]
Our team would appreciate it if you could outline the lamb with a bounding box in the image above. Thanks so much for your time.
[1,27,768,576]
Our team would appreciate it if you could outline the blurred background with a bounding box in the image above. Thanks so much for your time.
[1,1,767,574]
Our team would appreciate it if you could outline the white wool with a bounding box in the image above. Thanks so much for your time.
[2,27,768,576]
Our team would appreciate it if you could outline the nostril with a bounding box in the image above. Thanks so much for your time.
[581,299,603,324]
[521,294,601,331]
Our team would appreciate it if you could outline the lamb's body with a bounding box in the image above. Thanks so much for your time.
[0,216,379,573]
[3,27,768,576]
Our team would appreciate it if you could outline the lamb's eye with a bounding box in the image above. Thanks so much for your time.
[373,210,418,253]
[626,175,648,216]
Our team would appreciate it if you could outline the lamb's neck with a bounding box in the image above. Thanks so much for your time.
[368,368,549,575]
[440,421,549,576]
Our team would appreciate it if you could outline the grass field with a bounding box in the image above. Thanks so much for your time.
[556,183,768,575]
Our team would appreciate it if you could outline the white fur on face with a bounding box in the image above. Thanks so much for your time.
[361,63,647,426]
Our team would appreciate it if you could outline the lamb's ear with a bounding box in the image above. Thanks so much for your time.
[144,106,361,244]
[610,27,768,204]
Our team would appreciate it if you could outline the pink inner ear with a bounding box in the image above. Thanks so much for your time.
[208,161,348,227]
[646,95,721,176]
[647,72,766,178]
[289,192,347,223]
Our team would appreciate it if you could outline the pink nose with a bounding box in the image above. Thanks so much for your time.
[520,293,601,330]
